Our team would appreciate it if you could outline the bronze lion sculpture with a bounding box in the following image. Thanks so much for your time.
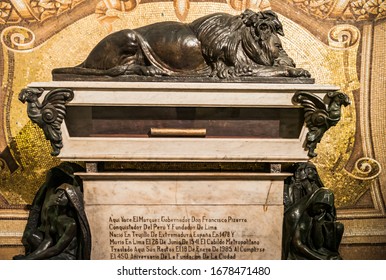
[53,10,311,80]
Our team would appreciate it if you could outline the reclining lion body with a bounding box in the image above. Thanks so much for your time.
[54,10,310,79]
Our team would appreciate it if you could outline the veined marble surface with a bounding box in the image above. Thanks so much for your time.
[79,172,288,260]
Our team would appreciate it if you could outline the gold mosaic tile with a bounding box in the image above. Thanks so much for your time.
[0,122,60,204]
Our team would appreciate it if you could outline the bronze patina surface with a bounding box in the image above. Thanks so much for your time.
[52,10,312,83]
[13,163,91,260]
[283,162,344,260]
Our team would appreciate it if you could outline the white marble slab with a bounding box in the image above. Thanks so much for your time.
[81,172,288,205]
[29,81,338,107]
[87,205,283,260]
[79,172,289,260]
[60,129,308,162]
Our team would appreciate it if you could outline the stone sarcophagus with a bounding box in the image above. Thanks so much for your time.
[20,82,343,162]
[19,81,347,260]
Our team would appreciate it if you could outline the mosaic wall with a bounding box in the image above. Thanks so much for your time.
[0,1,385,251]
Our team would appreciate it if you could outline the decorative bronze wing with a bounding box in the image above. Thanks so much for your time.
[292,91,350,158]
[19,87,74,156]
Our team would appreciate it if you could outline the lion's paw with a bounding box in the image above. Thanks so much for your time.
[288,68,311,78]
[216,67,235,79]
[235,66,254,76]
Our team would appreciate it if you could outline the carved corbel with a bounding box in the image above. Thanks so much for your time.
[19,87,74,156]
[292,91,350,158]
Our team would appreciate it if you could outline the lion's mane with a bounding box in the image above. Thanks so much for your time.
[189,10,285,72]
[189,13,246,66]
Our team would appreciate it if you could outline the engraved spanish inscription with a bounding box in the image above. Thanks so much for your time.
[107,214,265,260]
[82,173,286,260]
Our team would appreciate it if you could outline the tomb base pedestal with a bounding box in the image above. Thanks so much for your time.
[79,172,290,260]
[21,81,342,259]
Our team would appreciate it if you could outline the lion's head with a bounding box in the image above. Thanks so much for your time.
[190,9,295,72]
[241,9,284,38]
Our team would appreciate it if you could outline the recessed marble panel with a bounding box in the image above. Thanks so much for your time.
[80,172,288,260]
[87,205,283,260]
